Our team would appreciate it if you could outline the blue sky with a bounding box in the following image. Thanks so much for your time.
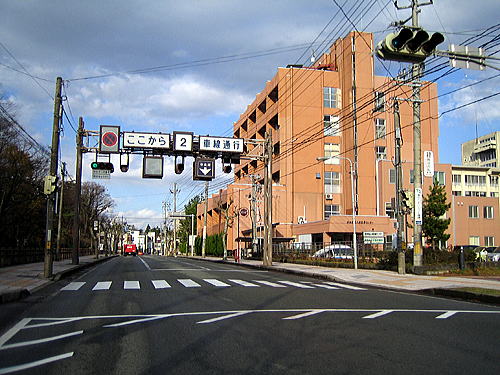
[0,0,498,229]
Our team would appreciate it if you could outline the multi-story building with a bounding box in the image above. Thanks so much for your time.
[197,31,499,252]
[462,131,499,168]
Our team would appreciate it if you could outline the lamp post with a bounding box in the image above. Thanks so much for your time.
[317,156,358,269]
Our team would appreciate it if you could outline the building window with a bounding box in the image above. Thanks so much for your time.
[484,206,494,219]
[490,175,499,187]
[324,143,340,164]
[468,205,479,218]
[375,119,386,139]
[376,146,386,160]
[325,171,341,194]
[323,87,341,108]
[452,191,462,196]
[385,201,395,219]
[374,91,385,112]
[410,169,414,184]
[324,115,341,136]
[465,175,486,186]
[434,171,445,186]
[324,204,340,219]
[452,174,461,184]
[389,169,396,184]
[485,236,495,246]
[469,236,480,246]
[491,192,498,197]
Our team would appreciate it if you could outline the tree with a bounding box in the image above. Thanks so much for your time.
[178,195,201,254]
[216,197,237,260]
[422,179,451,249]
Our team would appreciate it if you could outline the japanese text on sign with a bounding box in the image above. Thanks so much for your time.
[199,136,244,153]
[123,132,170,149]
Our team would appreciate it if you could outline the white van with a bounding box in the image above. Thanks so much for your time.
[312,244,354,259]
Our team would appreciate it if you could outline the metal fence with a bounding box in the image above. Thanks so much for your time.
[0,248,94,268]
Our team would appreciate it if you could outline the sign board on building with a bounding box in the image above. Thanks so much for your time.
[363,231,384,244]
[123,132,170,149]
[92,169,111,179]
[199,136,244,153]
[99,125,120,153]
[173,131,193,152]
[193,158,215,181]
[423,151,434,177]
[415,187,423,225]
[239,208,249,217]
[297,216,307,224]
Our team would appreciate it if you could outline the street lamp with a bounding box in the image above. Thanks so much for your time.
[317,156,358,269]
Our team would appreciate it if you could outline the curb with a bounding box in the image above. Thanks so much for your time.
[184,256,499,305]
[0,255,117,304]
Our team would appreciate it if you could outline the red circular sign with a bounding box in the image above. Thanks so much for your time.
[102,132,118,147]
[239,208,249,217]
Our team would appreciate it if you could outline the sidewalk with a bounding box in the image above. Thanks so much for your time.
[0,255,115,303]
[190,256,500,304]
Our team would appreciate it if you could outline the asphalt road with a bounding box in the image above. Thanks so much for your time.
[0,256,499,375]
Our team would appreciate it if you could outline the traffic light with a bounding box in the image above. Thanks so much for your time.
[401,190,414,211]
[90,162,114,173]
[377,27,444,63]
[174,156,184,174]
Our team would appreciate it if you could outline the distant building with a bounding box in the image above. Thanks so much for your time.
[462,131,499,168]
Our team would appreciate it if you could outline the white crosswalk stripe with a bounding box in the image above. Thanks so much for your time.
[92,281,112,290]
[61,282,86,291]
[253,280,287,288]
[203,279,230,287]
[61,279,367,292]
[228,279,259,287]
[151,280,171,289]
[124,281,140,290]
[178,279,201,288]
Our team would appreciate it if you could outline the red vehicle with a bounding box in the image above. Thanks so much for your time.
[123,244,137,256]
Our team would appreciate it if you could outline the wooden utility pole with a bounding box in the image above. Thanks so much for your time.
[56,162,66,260]
[44,76,63,278]
[202,181,209,258]
[72,117,84,264]
[394,100,406,274]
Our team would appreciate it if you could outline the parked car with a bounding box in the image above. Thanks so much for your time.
[312,244,354,259]
[486,246,500,262]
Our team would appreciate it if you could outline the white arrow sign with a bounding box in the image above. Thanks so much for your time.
[200,166,212,175]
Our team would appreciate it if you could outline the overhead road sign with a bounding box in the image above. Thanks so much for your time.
[92,169,111,179]
[143,156,163,179]
[123,132,170,149]
[199,136,244,153]
[99,125,120,153]
[193,158,215,181]
[173,131,193,152]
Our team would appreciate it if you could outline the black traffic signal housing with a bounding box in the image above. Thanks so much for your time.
[91,161,114,173]
[377,27,444,63]
[174,156,185,174]
[401,190,414,212]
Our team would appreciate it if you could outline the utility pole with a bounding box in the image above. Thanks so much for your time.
[250,174,259,256]
[44,76,63,278]
[263,131,273,266]
[202,181,209,258]
[56,162,66,261]
[394,100,406,274]
[72,117,84,264]
[170,183,180,255]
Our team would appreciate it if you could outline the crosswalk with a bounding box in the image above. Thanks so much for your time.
[60,279,366,292]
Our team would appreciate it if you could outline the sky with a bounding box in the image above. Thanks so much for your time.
[0,0,499,229]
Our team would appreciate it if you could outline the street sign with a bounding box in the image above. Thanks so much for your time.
[423,151,434,177]
[99,125,120,153]
[363,231,384,238]
[363,231,384,244]
[199,136,244,153]
[143,156,163,179]
[415,187,423,225]
[123,132,170,149]
[239,208,249,217]
[193,158,215,181]
[92,169,111,179]
[173,131,193,152]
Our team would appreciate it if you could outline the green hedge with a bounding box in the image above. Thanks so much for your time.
[193,233,224,257]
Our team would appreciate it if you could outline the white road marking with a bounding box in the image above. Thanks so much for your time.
[178,279,201,288]
[0,318,31,348]
[436,311,458,319]
[283,310,326,320]
[362,310,393,319]
[228,279,259,287]
[197,311,251,324]
[139,257,151,270]
[61,282,86,291]
[151,280,171,289]
[92,281,112,290]
[278,281,315,289]
[324,282,366,290]
[0,352,74,375]
[203,279,230,287]
[253,280,287,288]
[0,330,83,350]
[311,283,339,289]
[124,281,140,290]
